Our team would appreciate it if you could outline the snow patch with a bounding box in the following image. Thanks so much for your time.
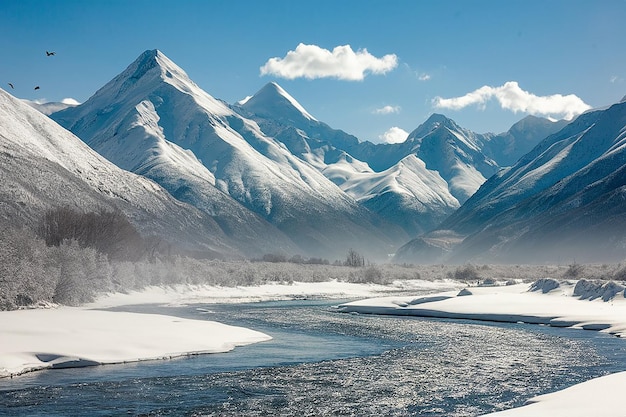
[0,308,270,378]
[573,279,625,302]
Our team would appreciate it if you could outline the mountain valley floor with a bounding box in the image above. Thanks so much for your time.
[2,263,626,416]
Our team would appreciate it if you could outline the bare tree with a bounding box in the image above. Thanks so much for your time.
[37,207,145,260]
[344,248,365,268]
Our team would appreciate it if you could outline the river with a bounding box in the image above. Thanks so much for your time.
[2,299,626,416]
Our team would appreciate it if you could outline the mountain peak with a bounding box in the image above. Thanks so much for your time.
[408,113,460,140]
[65,48,213,114]
[125,49,161,81]
[241,82,317,122]
[124,49,189,84]
[507,114,568,140]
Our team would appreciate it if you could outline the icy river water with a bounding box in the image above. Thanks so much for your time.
[2,299,626,416]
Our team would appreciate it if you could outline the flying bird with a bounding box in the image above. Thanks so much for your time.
[8,83,14,89]
[34,86,40,90]
[46,51,55,56]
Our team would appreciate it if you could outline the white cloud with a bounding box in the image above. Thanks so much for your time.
[373,105,401,115]
[61,97,81,105]
[24,97,80,105]
[433,81,591,120]
[418,73,431,81]
[260,43,398,81]
[379,126,409,144]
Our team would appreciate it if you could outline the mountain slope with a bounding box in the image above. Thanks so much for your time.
[396,100,626,263]
[0,87,238,257]
[343,114,499,204]
[236,82,363,171]
[53,50,398,259]
[238,85,565,238]
[338,155,460,236]
[349,114,565,201]
[480,115,568,167]
[237,83,461,237]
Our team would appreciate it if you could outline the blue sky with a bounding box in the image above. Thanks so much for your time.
[1,0,625,143]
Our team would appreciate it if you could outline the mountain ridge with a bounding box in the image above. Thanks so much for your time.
[396,99,626,263]
[0,87,246,258]
[53,49,402,260]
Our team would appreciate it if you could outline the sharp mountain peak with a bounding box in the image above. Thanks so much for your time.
[242,81,317,122]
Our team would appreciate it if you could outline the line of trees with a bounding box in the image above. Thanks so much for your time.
[6,207,624,311]
[256,248,367,267]
[37,207,146,261]
[0,207,413,310]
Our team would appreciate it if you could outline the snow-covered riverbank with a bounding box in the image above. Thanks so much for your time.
[339,278,626,417]
[4,277,626,416]
[0,308,270,378]
[1,279,459,378]
[85,278,461,308]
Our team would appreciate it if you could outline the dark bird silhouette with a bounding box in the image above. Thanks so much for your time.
[34,86,40,90]
[46,51,55,56]
[8,83,14,89]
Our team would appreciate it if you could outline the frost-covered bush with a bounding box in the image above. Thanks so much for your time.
[51,240,111,306]
[448,264,480,282]
[346,265,388,284]
[563,263,585,278]
[0,228,54,309]
[613,267,626,282]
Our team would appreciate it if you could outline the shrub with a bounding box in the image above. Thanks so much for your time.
[449,264,480,282]
[613,267,626,282]
[0,228,55,309]
[563,263,585,278]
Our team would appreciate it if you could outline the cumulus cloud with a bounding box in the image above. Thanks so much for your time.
[260,43,398,81]
[433,81,591,120]
[25,97,81,105]
[379,127,409,144]
[373,105,401,115]
[60,97,81,105]
[418,73,431,81]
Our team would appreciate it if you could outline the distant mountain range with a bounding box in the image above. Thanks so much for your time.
[2,48,621,263]
[396,100,626,263]
[234,81,565,237]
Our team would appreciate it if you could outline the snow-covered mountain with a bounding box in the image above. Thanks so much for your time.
[349,114,564,204]
[237,83,567,238]
[52,50,399,259]
[235,82,363,171]
[480,115,568,167]
[396,99,626,263]
[0,87,241,258]
[236,83,460,236]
